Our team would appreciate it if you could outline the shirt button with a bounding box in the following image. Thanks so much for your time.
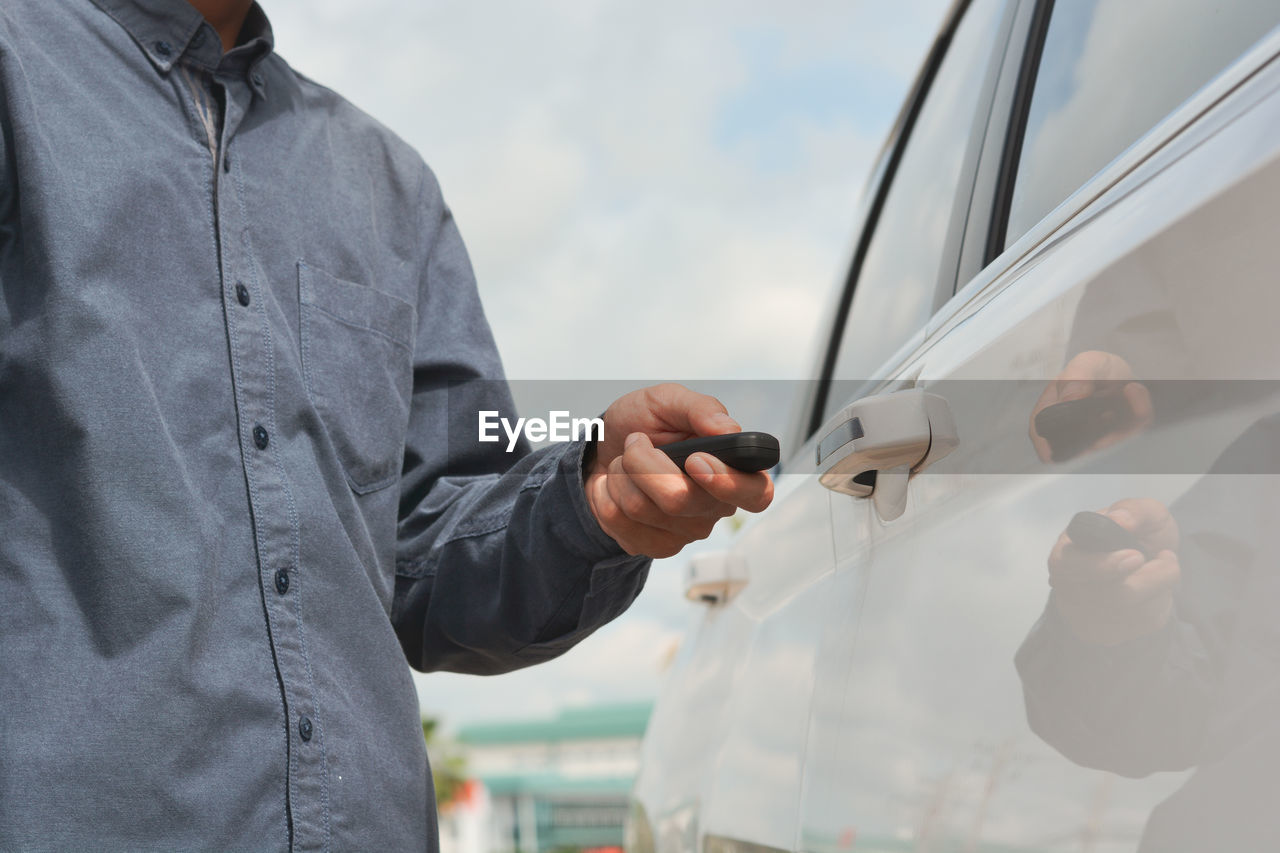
[274,568,290,595]
[153,40,172,57]
[299,716,313,741]
[252,72,265,87]
[252,425,269,450]
[235,283,251,306]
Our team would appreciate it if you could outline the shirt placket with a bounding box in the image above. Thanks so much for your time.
[208,68,332,853]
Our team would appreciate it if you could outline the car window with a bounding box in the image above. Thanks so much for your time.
[1004,0,1280,246]
[821,0,1006,424]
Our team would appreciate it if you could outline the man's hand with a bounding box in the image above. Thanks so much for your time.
[1029,350,1153,463]
[1048,498,1180,645]
[584,383,774,558]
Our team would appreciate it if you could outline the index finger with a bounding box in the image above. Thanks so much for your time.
[618,433,738,519]
[684,451,774,513]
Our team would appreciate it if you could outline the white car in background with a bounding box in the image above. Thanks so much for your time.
[630,0,1280,851]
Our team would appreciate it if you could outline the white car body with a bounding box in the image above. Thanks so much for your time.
[631,1,1280,850]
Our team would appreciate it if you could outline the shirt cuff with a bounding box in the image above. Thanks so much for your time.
[1034,592,1177,669]
[551,437,633,563]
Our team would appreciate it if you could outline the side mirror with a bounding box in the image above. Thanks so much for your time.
[683,551,747,605]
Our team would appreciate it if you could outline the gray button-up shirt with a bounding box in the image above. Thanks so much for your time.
[0,1,650,849]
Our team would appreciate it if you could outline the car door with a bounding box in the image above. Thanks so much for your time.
[633,0,1024,847]
[801,0,1280,850]
[629,1,1014,846]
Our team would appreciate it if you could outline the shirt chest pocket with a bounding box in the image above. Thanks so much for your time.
[299,261,415,494]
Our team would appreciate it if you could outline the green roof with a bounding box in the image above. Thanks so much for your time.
[479,772,636,797]
[457,702,653,745]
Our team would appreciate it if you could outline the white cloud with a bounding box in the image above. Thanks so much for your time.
[267,0,948,380]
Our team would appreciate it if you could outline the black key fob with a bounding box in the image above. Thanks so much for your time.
[1034,395,1129,462]
[1065,510,1146,556]
[658,432,780,473]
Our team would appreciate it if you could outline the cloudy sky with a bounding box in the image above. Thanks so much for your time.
[265,0,951,727]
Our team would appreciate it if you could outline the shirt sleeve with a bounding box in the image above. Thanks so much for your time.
[389,167,651,675]
[1013,596,1214,777]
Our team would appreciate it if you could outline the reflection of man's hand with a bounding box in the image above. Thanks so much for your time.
[585,383,774,558]
[1048,498,1180,646]
[1029,350,1153,463]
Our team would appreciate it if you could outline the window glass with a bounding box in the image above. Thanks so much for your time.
[822,0,1006,423]
[1006,0,1280,245]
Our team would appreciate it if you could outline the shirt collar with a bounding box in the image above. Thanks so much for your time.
[88,0,275,79]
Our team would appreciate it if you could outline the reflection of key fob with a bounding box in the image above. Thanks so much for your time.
[1065,511,1146,556]
[658,432,780,473]
[1034,395,1129,462]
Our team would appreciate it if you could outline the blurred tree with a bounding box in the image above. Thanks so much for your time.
[422,717,468,808]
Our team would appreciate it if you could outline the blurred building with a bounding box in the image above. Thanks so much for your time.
[445,702,653,853]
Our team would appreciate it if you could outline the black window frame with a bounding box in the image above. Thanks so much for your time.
[983,0,1055,265]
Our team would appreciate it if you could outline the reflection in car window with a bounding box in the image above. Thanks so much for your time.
[823,0,1005,423]
[1005,0,1280,246]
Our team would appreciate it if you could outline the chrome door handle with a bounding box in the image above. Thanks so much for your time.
[817,389,959,519]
